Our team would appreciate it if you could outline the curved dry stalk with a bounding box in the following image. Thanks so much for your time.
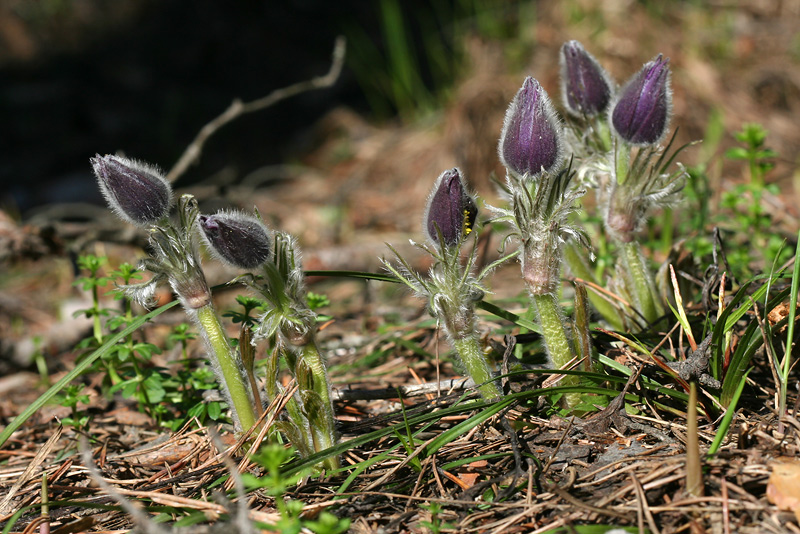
[166,37,347,183]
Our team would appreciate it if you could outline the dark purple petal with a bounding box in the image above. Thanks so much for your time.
[499,77,563,179]
[611,55,671,145]
[91,154,172,226]
[198,211,271,269]
[560,40,613,116]
[424,168,478,247]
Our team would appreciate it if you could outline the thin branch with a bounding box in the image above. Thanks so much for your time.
[166,36,347,183]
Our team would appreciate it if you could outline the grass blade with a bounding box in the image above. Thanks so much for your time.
[779,230,800,420]
[708,368,750,456]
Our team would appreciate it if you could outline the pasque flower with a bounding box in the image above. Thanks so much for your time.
[560,40,613,117]
[383,169,515,400]
[492,76,586,407]
[198,211,271,269]
[499,77,563,179]
[424,168,478,247]
[610,55,672,146]
[91,154,172,227]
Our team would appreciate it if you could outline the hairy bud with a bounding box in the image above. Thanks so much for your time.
[499,77,563,179]
[610,55,672,146]
[424,168,478,247]
[91,154,172,226]
[559,40,613,117]
[198,211,271,269]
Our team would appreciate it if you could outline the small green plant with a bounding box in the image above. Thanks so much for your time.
[726,122,777,188]
[53,383,90,432]
[719,123,784,272]
[166,365,225,430]
[71,255,225,429]
[72,254,114,346]
[420,501,453,534]
[245,444,350,534]
[167,322,197,362]
[307,291,331,316]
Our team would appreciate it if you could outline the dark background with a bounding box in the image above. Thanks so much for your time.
[3,0,799,220]
[0,0,406,214]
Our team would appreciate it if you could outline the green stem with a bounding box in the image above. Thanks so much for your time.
[195,304,257,433]
[622,241,663,326]
[531,292,581,408]
[266,343,315,460]
[106,363,122,386]
[451,334,501,400]
[91,285,103,344]
[594,117,612,153]
[296,340,340,471]
[614,142,630,186]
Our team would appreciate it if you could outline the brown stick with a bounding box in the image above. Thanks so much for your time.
[166,36,347,183]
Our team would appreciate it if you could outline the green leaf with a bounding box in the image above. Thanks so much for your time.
[207,401,222,420]
[143,374,167,403]
[724,147,749,160]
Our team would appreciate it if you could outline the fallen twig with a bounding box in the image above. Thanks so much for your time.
[166,36,347,183]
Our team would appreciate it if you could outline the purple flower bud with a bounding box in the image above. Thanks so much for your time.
[498,77,563,179]
[198,211,271,269]
[424,168,477,247]
[91,154,172,226]
[610,55,672,146]
[559,40,613,117]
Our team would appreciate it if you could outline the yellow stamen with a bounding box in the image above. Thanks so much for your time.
[463,209,473,236]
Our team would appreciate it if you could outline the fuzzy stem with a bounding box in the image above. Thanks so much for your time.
[563,244,624,330]
[195,304,257,433]
[531,292,581,408]
[266,344,315,460]
[615,142,630,186]
[283,394,315,459]
[451,334,501,400]
[296,340,340,471]
[622,241,663,326]
[594,117,612,153]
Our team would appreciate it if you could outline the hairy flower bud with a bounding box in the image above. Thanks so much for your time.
[610,55,672,146]
[424,168,478,247]
[559,40,613,117]
[91,154,172,226]
[198,211,271,269]
[499,77,563,179]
